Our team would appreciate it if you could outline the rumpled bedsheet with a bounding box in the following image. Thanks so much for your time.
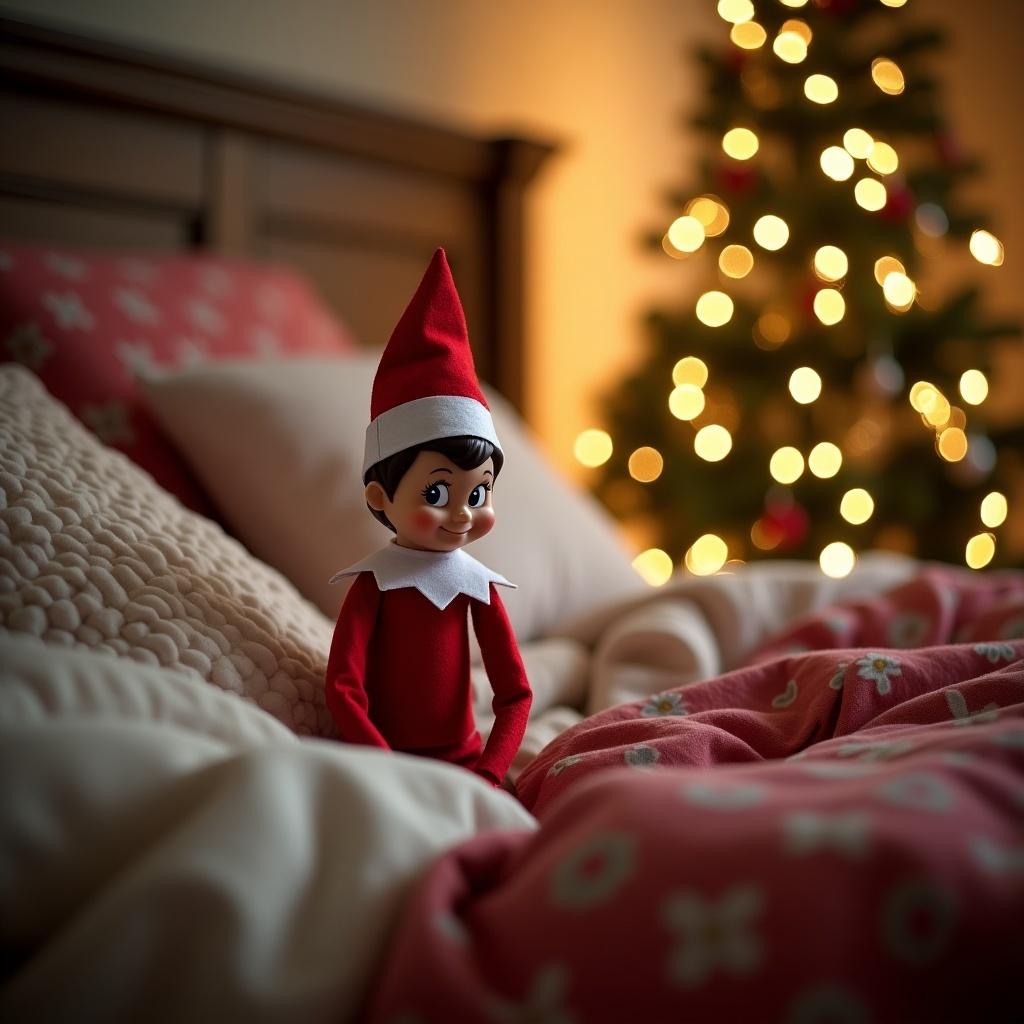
[362,569,1024,1022]
[0,633,534,1022]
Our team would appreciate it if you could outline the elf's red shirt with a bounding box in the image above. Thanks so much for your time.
[325,571,532,783]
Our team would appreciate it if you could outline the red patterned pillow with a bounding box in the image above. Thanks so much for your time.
[0,242,354,511]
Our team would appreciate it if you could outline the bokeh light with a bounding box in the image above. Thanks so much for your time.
[686,533,729,576]
[804,74,838,104]
[909,381,938,413]
[965,533,996,570]
[813,245,849,282]
[855,177,888,211]
[872,57,906,96]
[843,128,874,159]
[820,542,856,578]
[922,391,952,428]
[755,310,791,349]
[753,214,790,250]
[808,442,842,478]
[814,288,846,325]
[627,446,664,483]
[672,356,709,388]
[789,366,823,404]
[867,141,899,175]
[574,429,613,467]
[723,127,759,160]
[751,517,784,551]
[717,0,754,24]
[959,369,989,406]
[882,271,916,309]
[936,427,968,462]
[694,424,733,461]
[781,19,812,43]
[633,548,674,587]
[720,244,755,278]
[874,256,906,286]
[840,488,874,524]
[696,290,735,326]
[669,383,706,421]
[667,215,705,253]
[969,230,1005,267]
[731,21,767,48]
[821,146,855,181]
[769,446,805,484]
[981,491,1008,528]
[773,30,809,64]
[687,196,731,237]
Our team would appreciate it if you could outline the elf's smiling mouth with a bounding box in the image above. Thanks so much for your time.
[440,527,471,536]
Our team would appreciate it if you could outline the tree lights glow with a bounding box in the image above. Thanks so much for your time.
[813,245,848,282]
[673,356,709,388]
[686,534,729,575]
[633,548,674,587]
[871,57,905,95]
[599,0,1016,579]
[696,290,735,326]
[723,127,759,160]
[789,367,822,404]
[820,542,856,579]
[969,230,1005,266]
[694,424,733,461]
[574,429,612,468]
[753,215,789,250]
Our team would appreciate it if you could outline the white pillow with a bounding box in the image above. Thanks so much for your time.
[140,354,644,640]
[0,365,334,736]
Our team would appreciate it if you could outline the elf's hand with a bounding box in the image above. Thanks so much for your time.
[473,767,501,788]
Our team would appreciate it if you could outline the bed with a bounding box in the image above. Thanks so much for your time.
[2,17,1022,1024]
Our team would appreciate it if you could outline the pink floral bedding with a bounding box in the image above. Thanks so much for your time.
[364,570,1024,1022]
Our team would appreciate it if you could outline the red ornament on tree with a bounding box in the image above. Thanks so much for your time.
[880,181,914,224]
[762,499,809,550]
[716,163,757,196]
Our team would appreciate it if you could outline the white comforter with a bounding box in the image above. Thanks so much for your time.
[0,633,535,1022]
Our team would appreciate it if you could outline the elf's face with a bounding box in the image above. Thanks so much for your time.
[366,450,496,552]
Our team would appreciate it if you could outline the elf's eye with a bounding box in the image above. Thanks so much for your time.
[468,484,488,508]
[423,482,449,507]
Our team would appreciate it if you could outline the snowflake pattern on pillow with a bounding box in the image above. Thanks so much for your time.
[0,242,353,511]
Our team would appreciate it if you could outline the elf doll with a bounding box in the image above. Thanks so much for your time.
[324,248,532,787]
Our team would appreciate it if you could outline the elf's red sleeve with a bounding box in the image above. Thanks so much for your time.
[470,586,533,783]
[325,572,390,749]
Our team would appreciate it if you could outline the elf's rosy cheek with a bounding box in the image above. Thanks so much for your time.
[414,509,440,531]
[471,508,496,537]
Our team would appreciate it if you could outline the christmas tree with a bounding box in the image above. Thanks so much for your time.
[588,0,1021,584]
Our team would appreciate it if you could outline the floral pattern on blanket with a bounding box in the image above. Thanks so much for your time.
[361,570,1024,1022]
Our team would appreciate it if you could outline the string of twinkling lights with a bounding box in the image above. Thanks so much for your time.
[576,0,1012,586]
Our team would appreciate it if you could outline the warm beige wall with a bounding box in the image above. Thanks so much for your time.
[2,0,1020,500]
[0,0,709,485]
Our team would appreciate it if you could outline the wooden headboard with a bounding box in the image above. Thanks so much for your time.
[0,16,555,411]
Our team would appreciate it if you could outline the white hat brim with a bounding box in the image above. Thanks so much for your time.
[363,395,501,477]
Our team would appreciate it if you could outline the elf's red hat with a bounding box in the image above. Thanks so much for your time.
[363,248,501,476]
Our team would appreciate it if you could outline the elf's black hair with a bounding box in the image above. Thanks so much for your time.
[364,435,503,532]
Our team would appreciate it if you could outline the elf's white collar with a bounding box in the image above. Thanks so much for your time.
[329,541,515,611]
